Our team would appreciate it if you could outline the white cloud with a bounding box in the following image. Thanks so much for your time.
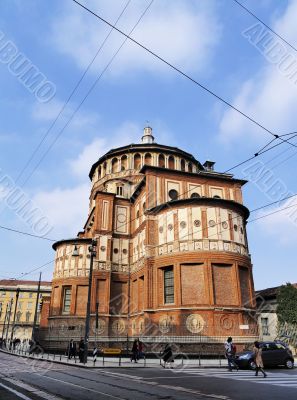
[68,121,146,178]
[32,98,99,131]
[218,0,297,144]
[50,0,221,77]
[69,138,108,179]
[68,119,176,178]
[32,99,65,121]
[253,199,297,245]
[32,119,175,237]
[32,183,90,238]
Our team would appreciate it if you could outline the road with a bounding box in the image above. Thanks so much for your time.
[0,351,297,400]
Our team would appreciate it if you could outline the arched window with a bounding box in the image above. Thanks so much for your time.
[188,162,193,173]
[158,154,165,168]
[121,155,128,171]
[111,158,118,173]
[102,162,107,176]
[191,192,200,198]
[181,159,185,171]
[98,166,101,178]
[117,185,124,196]
[26,312,31,323]
[168,155,175,169]
[144,153,152,165]
[134,153,141,170]
[213,195,221,199]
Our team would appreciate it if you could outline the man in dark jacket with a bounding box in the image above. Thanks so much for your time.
[78,338,85,363]
[67,339,76,359]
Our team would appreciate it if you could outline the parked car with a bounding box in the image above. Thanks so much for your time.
[235,341,294,370]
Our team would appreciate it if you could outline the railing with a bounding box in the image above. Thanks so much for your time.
[1,345,232,368]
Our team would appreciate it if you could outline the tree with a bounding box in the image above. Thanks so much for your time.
[276,283,297,325]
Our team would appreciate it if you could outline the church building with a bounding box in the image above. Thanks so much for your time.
[41,127,257,351]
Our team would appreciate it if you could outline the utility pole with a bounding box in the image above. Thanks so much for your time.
[1,303,9,344]
[5,298,14,344]
[32,272,42,342]
[10,288,20,345]
[95,301,99,346]
[83,239,97,363]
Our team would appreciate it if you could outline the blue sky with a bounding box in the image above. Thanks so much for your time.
[0,0,297,289]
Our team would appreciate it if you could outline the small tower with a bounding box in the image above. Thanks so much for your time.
[141,126,155,144]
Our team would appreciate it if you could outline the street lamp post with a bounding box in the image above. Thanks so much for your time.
[1,303,9,344]
[84,239,97,363]
[73,239,97,364]
[32,273,42,342]
[10,288,20,345]
[5,298,14,345]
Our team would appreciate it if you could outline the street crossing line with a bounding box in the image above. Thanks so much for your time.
[0,382,32,400]
[180,368,297,389]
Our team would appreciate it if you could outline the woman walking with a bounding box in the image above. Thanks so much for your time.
[131,339,138,363]
[161,343,174,368]
[253,341,267,378]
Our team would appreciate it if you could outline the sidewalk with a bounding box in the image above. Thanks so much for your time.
[0,348,229,369]
[2,348,296,370]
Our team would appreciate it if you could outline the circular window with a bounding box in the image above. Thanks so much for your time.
[222,221,228,229]
[159,226,163,233]
[122,249,128,255]
[191,192,200,198]
[168,223,173,231]
[234,224,238,231]
[194,220,201,227]
[209,220,216,227]
[168,189,178,200]
[180,221,187,229]
[100,246,106,252]
[113,248,119,254]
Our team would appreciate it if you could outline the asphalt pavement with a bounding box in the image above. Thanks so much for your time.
[0,351,297,399]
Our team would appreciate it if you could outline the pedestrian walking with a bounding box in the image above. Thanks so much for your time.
[131,339,138,363]
[161,343,174,368]
[67,339,76,359]
[253,341,267,378]
[137,339,144,360]
[78,337,85,363]
[224,337,239,371]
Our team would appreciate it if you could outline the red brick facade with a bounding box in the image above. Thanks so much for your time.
[43,128,257,350]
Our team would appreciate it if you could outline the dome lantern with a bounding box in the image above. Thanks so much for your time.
[141,126,154,144]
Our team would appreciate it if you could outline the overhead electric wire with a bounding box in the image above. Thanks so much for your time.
[14,0,132,185]
[8,189,297,281]
[19,0,154,187]
[71,0,297,151]
[151,192,297,252]
[232,0,297,53]
[1,130,296,246]
[0,224,56,242]
[249,202,297,223]
[2,130,296,281]
[105,130,297,235]
[6,0,297,278]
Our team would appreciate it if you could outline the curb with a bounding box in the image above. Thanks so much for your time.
[0,349,231,369]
